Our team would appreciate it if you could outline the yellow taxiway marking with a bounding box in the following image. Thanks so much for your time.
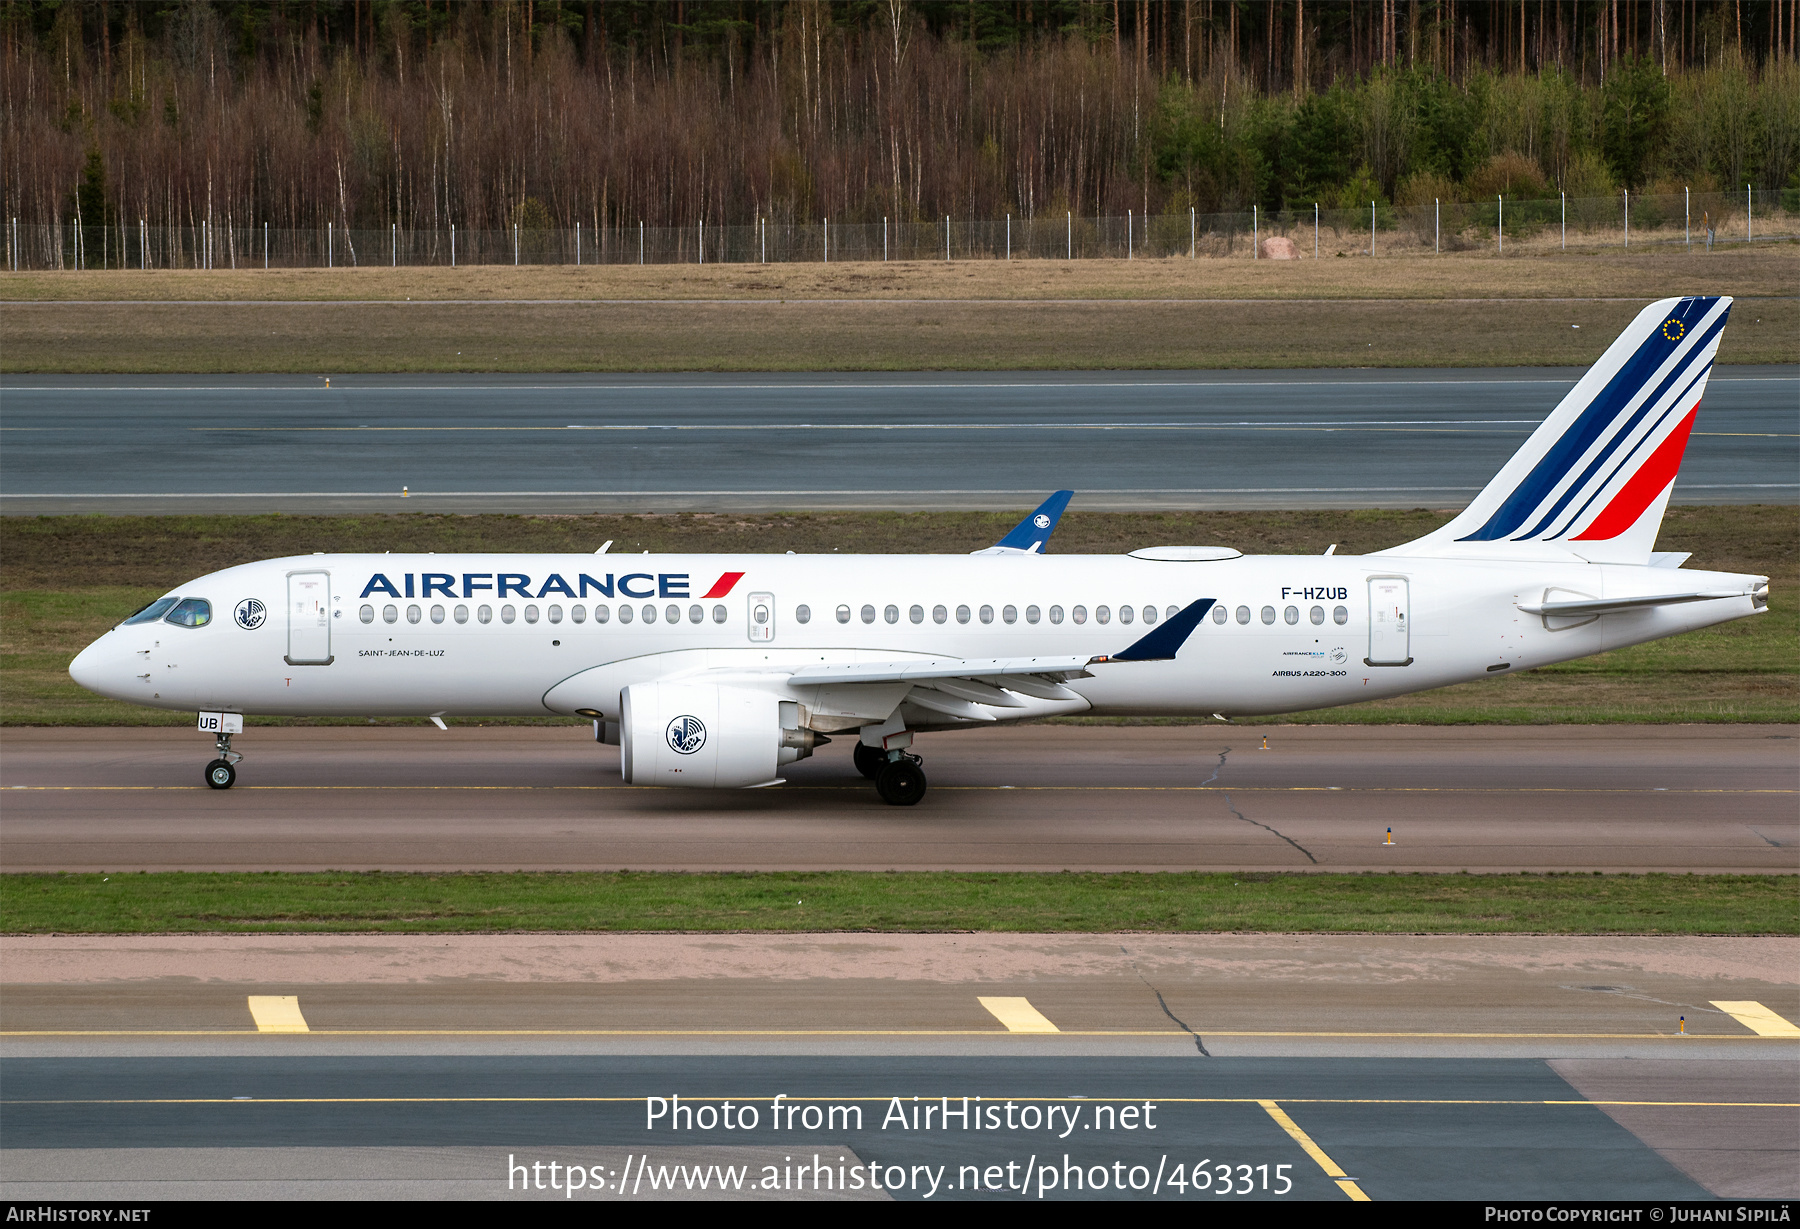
[5,1029,1795,1040]
[245,996,309,1034]
[1710,1001,1800,1038]
[977,997,1060,1034]
[5,785,1788,795]
[1259,1100,1371,1201]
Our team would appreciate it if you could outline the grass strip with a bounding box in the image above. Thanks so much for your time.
[2,872,1792,936]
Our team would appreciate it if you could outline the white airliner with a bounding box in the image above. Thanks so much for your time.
[70,296,1767,805]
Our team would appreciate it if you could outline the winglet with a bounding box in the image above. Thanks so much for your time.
[974,490,1075,555]
[1107,599,1216,662]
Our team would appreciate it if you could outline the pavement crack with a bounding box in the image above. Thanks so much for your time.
[1209,747,1318,864]
[1122,945,1210,1056]
[1749,827,1785,848]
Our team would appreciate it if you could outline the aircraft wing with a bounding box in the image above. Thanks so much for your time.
[970,490,1075,555]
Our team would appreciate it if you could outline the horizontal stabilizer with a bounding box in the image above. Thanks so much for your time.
[1104,599,1216,662]
[1516,590,1747,615]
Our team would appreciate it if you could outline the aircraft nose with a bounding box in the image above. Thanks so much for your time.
[69,636,116,696]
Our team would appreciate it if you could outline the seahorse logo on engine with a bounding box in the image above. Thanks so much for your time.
[666,715,707,755]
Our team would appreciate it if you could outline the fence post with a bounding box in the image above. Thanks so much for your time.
[1369,201,1375,256]
[514,223,519,266]
[1006,213,1011,260]
[328,220,333,269]
[1434,198,1439,253]
[1251,205,1257,258]
[1623,189,1629,247]
[1685,187,1690,248]
[945,215,950,261]
[576,222,581,267]
[1129,209,1134,259]
[1316,203,1320,259]
[1498,194,1503,254]
[883,216,888,262]
[700,218,705,265]
[1066,211,1071,260]
[1747,183,1752,242]
[451,223,456,268]
[762,217,767,264]
[1561,191,1566,250]
[640,221,644,264]
[392,222,396,267]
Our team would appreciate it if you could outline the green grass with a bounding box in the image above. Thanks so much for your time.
[5,506,1792,725]
[2,871,1792,935]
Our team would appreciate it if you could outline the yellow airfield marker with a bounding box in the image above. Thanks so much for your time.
[1710,1001,1800,1038]
[977,997,1060,1033]
[246,996,309,1034]
[1258,1100,1371,1201]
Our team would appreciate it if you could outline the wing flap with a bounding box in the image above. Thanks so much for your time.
[786,656,1095,685]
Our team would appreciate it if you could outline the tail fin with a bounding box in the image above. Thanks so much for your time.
[972,490,1074,556]
[1378,296,1730,565]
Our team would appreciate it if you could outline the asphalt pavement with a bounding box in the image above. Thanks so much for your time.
[2,368,1794,512]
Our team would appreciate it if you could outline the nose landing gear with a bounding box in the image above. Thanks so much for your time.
[204,731,241,789]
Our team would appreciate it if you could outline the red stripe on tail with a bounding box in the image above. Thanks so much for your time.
[1571,408,1697,541]
[701,571,746,599]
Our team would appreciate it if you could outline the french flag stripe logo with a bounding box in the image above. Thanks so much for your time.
[1456,295,1728,544]
[701,572,745,599]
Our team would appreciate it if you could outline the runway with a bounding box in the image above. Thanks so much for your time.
[3,725,1794,872]
[2,368,1794,512]
[3,934,1795,1199]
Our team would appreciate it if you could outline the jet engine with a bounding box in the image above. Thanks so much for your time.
[619,682,826,788]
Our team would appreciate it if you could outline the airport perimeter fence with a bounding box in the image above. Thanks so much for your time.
[9,188,1795,272]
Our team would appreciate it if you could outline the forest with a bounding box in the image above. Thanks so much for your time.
[3,1,1797,245]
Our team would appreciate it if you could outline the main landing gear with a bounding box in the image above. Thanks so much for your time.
[204,731,241,790]
[857,736,927,805]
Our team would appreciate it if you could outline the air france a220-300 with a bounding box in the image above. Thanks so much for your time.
[70,297,1769,805]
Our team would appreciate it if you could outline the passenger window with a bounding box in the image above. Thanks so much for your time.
[689,605,703,624]
[884,604,899,624]
[383,604,399,624]
[1118,606,1132,625]
[642,605,657,624]
[666,604,680,624]
[1048,605,1064,624]
[1144,605,1158,624]
[548,605,563,624]
[836,605,851,624]
[523,605,539,624]
[1096,605,1112,625]
[501,605,517,624]
[862,604,876,624]
[594,604,610,623]
[570,605,586,624]
[164,598,212,628]
[431,605,446,624]
[359,605,375,624]
[712,604,727,623]
[1284,606,1299,625]
[796,604,812,624]
[1235,606,1251,624]
[1333,605,1349,625]
[931,605,948,624]
[1002,605,1018,624]
[1310,606,1325,625]
[979,605,994,624]
[1211,605,1227,624]
[1166,606,1179,621]
[1261,606,1276,625]
[478,605,493,624]
[455,604,470,624]
[909,605,925,624]
[955,605,971,624]
[1072,605,1088,624]
[618,605,633,624]
[408,604,423,624]
[1026,605,1041,624]
[124,597,180,626]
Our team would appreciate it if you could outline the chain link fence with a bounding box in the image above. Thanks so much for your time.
[8,189,1793,271]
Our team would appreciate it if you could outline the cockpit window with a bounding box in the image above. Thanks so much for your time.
[164,598,212,628]
[122,597,180,626]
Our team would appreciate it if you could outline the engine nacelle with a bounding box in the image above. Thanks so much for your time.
[620,683,824,788]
